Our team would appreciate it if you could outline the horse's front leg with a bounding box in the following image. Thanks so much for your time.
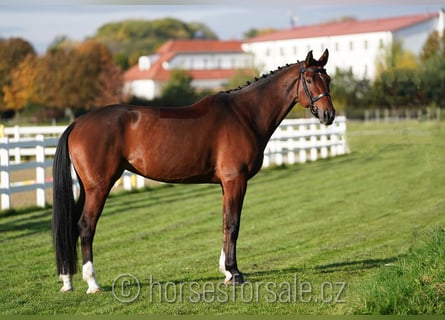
[219,175,247,284]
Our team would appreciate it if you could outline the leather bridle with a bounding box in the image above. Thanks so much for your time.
[298,64,331,116]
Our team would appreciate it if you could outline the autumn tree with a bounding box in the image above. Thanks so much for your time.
[419,29,445,61]
[419,30,445,107]
[3,40,123,119]
[2,54,39,112]
[76,41,123,109]
[375,40,418,76]
[0,37,36,111]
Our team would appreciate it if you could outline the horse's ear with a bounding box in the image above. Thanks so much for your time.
[318,49,329,66]
[304,50,314,66]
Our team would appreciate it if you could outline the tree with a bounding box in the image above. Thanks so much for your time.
[224,68,258,90]
[420,29,445,61]
[2,54,39,112]
[418,30,445,108]
[2,40,123,120]
[76,41,123,109]
[375,40,418,76]
[159,70,197,107]
[420,54,445,107]
[0,37,36,111]
[330,68,372,115]
[243,28,276,39]
[372,68,422,109]
[92,18,218,69]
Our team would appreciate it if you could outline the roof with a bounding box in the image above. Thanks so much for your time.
[125,66,245,82]
[246,12,438,43]
[124,39,247,82]
[158,39,243,53]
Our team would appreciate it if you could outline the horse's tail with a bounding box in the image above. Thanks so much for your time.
[52,123,81,275]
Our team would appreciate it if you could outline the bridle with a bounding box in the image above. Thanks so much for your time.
[298,64,331,116]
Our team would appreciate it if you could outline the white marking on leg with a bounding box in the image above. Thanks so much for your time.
[82,261,101,294]
[219,248,232,284]
[59,274,73,292]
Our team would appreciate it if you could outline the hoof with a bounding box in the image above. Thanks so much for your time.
[225,273,245,285]
[86,287,101,294]
[60,285,73,293]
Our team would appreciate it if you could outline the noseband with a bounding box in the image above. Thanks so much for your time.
[298,64,331,116]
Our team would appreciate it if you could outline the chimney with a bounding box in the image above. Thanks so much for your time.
[138,56,151,71]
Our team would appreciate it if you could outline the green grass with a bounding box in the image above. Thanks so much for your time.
[354,228,445,314]
[0,120,444,315]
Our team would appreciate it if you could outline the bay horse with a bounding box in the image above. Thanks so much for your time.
[53,49,335,293]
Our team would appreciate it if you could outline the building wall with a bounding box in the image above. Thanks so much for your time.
[243,12,442,81]
[394,17,439,54]
[167,52,253,70]
[124,79,161,101]
[243,31,394,80]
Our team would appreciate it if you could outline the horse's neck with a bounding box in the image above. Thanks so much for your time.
[230,65,299,144]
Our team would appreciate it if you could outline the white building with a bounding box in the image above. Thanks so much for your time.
[242,10,445,80]
[124,40,253,100]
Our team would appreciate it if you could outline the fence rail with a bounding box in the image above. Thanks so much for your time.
[0,116,347,210]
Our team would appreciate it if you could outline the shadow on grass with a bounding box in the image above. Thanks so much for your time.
[314,257,399,273]
[99,257,401,293]
[0,208,52,241]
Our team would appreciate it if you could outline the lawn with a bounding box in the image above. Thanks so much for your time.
[0,120,444,315]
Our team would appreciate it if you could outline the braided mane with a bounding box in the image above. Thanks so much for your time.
[222,63,296,94]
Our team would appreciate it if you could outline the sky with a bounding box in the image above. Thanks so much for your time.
[0,1,444,54]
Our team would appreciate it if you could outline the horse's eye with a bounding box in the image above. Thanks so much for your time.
[306,79,312,84]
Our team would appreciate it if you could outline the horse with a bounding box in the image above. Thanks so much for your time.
[52,49,335,293]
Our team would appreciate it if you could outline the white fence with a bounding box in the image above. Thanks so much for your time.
[0,116,347,210]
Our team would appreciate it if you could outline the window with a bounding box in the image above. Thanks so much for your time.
[364,40,368,50]
[379,39,384,48]
[349,41,353,51]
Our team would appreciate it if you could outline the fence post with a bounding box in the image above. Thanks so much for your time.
[320,132,328,159]
[0,138,11,210]
[36,135,46,207]
[136,175,145,189]
[337,119,347,155]
[71,165,79,199]
[263,145,270,168]
[298,124,307,163]
[274,127,283,166]
[123,171,132,191]
[287,126,296,165]
[309,124,318,161]
[13,126,21,164]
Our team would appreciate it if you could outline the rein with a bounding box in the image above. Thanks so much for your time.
[297,64,331,115]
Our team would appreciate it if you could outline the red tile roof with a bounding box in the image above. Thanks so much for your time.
[124,40,246,82]
[246,12,438,43]
[158,39,243,53]
[125,66,245,82]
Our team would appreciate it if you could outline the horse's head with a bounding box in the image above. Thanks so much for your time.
[298,49,335,125]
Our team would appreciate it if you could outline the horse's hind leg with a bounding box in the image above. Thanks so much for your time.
[78,187,110,294]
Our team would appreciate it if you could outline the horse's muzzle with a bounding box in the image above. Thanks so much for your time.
[311,104,335,126]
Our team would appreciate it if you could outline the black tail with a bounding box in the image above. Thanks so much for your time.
[52,123,80,275]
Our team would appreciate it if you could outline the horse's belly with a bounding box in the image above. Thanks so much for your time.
[127,142,216,183]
